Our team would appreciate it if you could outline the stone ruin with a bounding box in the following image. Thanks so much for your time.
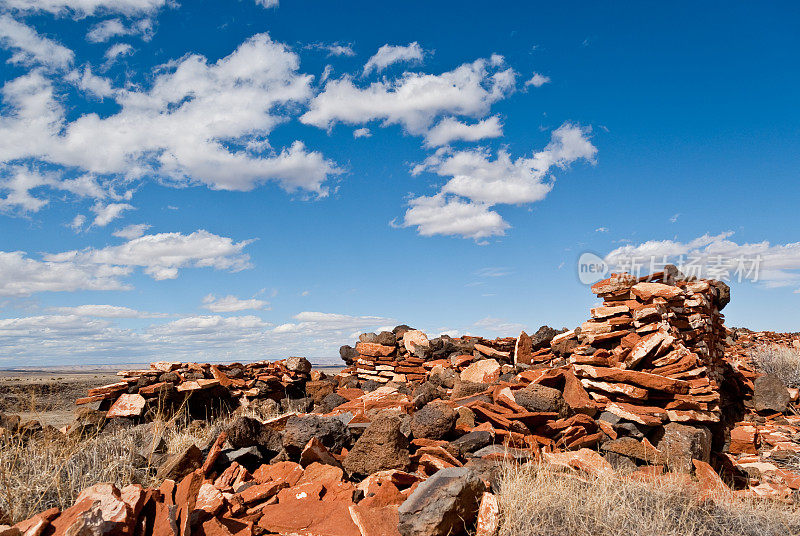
[4,266,800,536]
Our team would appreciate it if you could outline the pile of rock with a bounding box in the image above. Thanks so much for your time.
[74,358,314,422]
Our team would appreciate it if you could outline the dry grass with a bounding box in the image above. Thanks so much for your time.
[0,399,285,523]
[498,462,800,536]
[751,345,800,388]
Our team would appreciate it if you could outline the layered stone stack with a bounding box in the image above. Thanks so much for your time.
[75,358,313,420]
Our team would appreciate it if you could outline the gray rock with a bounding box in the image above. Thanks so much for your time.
[514,383,569,416]
[339,345,358,366]
[224,446,265,470]
[319,392,347,412]
[343,414,411,476]
[753,374,790,413]
[359,332,379,343]
[455,407,476,429]
[651,422,711,473]
[282,414,351,458]
[412,382,441,409]
[410,401,456,440]
[451,380,489,399]
[450,430,493,458]
[429,367,456,389]
[375,331,397,346]
[285,356,312,374]
[530,325,564,350]
[397,467,485,536]
[392,324,414,338]
[227,416,283,454]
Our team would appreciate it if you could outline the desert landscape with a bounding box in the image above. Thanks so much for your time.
[1,269,799,535]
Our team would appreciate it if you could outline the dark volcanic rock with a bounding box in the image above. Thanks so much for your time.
[753,374,790,413]
[410,401,456,440]
[343,414,411,476]
[282,414,351,458]
[397,466,485,536]
[339,345,358,366]
[514,383,569,416]
[530,325,564,350]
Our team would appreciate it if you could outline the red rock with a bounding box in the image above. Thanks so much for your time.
[729,424,758,455]
[238,481,283,505]
[202,431,228,475]
[87,381,129,396]
[572,364,689,393]
[626,331,667,368]
[253,461,303,486]
[692,459,731,498]
[461,359,501,384]
[348,504,401,536]
[277,481,325,503]
[200,517,234,536]
[543,448,613,477]
[177,379,220,392]
[106,393,146,418]
[474,344,510,360]
[590,274,637,295]
[196,482,224,516]
[562,370,597,416]
[258,498,360,536]
[49,484,131,536]
[300,437,342,468]
[297,462,345,488]
[475,492,499,536]
[579,378,648,399]
[359,480,405,508]
[632,282,683,301]
[323,481,357,503]
[13,508,58,536]
[355,342,395,357]
[514,331,533,365]
[176,470,204,536]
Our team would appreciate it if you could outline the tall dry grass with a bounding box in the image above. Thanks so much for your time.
[498,462,800,536]
[751,345,800,388]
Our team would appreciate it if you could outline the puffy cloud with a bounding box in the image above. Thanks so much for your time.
[91,201,133,226]
[112,223,150,239]
[0,33,339,196]
[301,57,516,136]
[0,251,131,296]
[525,72,550,88]
[423,116,502,147]
[2,0,168,17]
[46,304,165,318]
[67,65,115,97]
[254,0,279,8]
[353,127,371,138]
[0,14,74,69]
[363,42,424,74]
[304,42,355,57]
[399,194,508,241]
[0,166,53,213]
[45,230,254,281]
[605,232,800,289]
[472,316,525,334]
[103,42,132,62]
[86,17,152,42]
[202,294,268,313]
[402,123,596,240]
[272,311,393,339]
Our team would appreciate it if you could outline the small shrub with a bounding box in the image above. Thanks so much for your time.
[751,345,800,388]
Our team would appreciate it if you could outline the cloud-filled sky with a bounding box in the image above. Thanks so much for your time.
[0,0,798,366]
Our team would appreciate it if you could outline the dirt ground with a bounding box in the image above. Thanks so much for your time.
[0,363,344,429]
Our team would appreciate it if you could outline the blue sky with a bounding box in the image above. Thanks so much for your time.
[0,0,798,366]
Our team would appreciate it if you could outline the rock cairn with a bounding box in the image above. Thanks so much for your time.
[5,267,800,535]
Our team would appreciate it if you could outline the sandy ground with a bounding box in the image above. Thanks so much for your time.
[0,363,344,429]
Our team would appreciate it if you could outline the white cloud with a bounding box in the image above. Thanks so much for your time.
[475,267,513,277]
[353,127,371,138]
[273,311,393,335]
[302,57,516,136]
[91,201,133,226]
[2,0,168,17]
[0,14,74,69]
[399,194,508,241]
[0,33,339,196]
[46,304,165,318]
[103,42,133,63]
[202,294,268,313]
[472,316,525,334]
[68,65,115,98]
[595,227,609,233]
[363,42,424,74]
[423,116,502,147]
[402,123,596,240]
[86,17,152,42]
[112,223,150,239]
[605,232,800,289]
[0,251,131,296]
[305,42,355,57]
[45,229,254,281]
[254,0,279,8]
[69,214,86,231]
[525,72,550,88]
[0,166,53,213]
[670,213,680,223]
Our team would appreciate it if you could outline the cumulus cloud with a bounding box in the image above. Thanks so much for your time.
[353,127,371,138]
[0,14,74,69]
[423,116,502,147]
[2,0,168,17]
[401,123,596,240]
[605,232,800,289]
[0,251,131,296]
[86,17,152,42]
[254,0,279,8]
[273,311,393,335]
[0,166,54,213]
[472,316,525,334]
[363,42,424,74]
[0,33,339,198]
[399,194,508,241]
[525,72,550,88]
[90,201,133,226]
[45,230,254,281]
[103,42,133,63]
[202,294,268,313]
[302,57,516,136]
